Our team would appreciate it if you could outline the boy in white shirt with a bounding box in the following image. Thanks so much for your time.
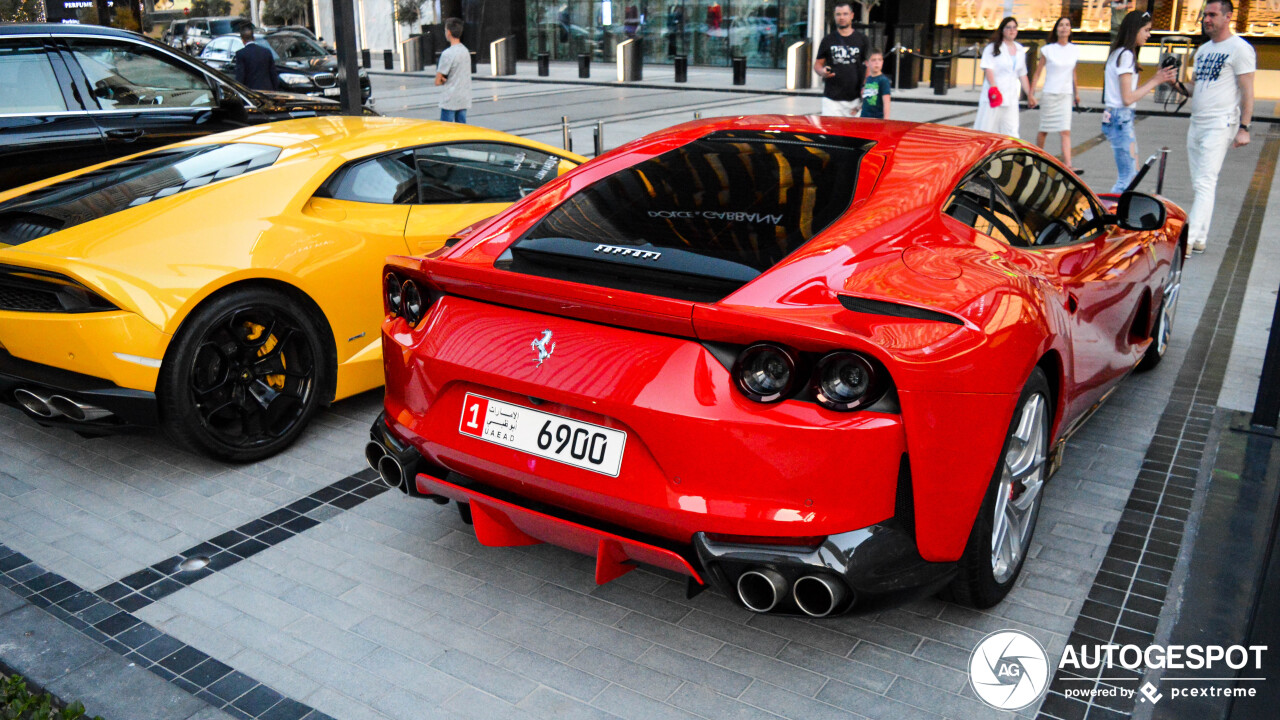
[1178,0,1255,255]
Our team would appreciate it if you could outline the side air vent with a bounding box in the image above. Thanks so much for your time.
[0,265,118,313]
[837,295,964,325]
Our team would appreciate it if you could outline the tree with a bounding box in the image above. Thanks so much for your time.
[855,0,880,24]
[191,0,231,16]
[0,0,40,21]
[262,0,308,25]
[394,0,421,27]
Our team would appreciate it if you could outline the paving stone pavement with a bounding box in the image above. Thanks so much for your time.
[0,77,1272,720]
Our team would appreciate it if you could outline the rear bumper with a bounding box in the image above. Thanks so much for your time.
[373,413,954,615]
[0,348,158,431]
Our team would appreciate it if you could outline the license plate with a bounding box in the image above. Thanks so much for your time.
[322,87,340,96]
[459,393,626,477]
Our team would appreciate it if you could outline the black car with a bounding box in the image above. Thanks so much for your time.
[0,24,369,192]
[199,31,372,104]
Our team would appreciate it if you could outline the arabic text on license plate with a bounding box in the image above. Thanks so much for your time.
[459,393,625,477]
[322,87,340,96]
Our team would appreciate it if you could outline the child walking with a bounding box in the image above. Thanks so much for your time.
[860,51,892,119]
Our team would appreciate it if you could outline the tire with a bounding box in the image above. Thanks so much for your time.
[944,367,1051,608]
[159,287,328,462]
[1137,237,1183,371]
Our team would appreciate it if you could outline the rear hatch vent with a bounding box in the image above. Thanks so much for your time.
[497,130,872,303]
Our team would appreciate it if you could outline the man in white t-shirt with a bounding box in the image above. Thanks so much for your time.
[1179,0,1255,255]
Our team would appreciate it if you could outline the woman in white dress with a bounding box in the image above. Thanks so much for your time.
[974,17,1037,136]
[1032,17,1082,172]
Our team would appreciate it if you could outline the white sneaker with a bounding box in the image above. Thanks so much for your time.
[1191,240,1207,254]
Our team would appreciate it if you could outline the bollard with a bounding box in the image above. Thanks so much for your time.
[561,116,572,152]
[694,111,702,119]
[594,121,605,156]
[785,41,812,90]
[578,53,591,78]
[361,49,371,68]
[674,55,688,83]
[732,56,746,85]
[470,52,478,74]
[1156,147,1170,195]
[538,52,550,76]
[384,49,393,70]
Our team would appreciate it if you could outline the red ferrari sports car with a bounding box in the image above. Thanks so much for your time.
[368,116,1184,616]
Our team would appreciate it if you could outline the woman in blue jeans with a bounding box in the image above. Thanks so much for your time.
[1102,11,1176,193]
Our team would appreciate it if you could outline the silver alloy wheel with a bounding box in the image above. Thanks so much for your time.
[1154,249,1183,357]
[990,393,1048,584]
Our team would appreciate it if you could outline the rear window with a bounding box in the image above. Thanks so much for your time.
[499,130,871,302]
[0,144,280,246]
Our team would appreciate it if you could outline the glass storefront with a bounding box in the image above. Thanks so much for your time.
[947,0,1280,38]
[525,0,810,67]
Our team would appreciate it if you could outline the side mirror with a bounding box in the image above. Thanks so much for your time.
[212,81,248,119]
[1116,191,1167,231]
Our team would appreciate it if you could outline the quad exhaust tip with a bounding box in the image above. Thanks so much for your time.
[14,389,56,418]
[377,454,408,493]
[48,395,112,422]
[792,575,847,618]
[364,441,387,472]
[737,568,788,613]
[14,389,112,422]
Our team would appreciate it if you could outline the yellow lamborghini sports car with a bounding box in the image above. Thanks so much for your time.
[0,116,585,461]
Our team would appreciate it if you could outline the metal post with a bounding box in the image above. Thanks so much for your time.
[594,120,605,156]
[893,43,902,95]
[1254,284,1280,430]
[561,116,572,152]
[332,0,363,115]
[971,43,979,89]
[694,111,702,119]
[1156,147,1170,195]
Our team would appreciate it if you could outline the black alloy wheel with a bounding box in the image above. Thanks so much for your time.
[159,287,329,461]
[943,366,1051,608]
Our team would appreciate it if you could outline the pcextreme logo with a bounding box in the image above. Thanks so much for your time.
[968,630,1270,711]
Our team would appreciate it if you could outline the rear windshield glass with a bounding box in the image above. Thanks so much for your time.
[500,130,870,302]
[0,143,279,246]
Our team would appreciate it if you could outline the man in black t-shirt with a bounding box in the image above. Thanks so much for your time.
[814,1,870,117]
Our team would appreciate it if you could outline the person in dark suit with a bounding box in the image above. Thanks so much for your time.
[234,26,278,91]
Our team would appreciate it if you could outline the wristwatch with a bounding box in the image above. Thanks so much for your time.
[1240,124,1251,132]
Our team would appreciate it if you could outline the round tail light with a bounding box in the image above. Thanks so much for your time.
[384,273,403,316]
[812,351,882,411]
[733,343,797,403]
[401,280,425,325]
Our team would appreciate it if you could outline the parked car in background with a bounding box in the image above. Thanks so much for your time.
[199,31,372,105]
[179,16,253,55]
[161,19,187,49]
[371,115,1186,616]
[0,117,585,461]
[0,24,371,192]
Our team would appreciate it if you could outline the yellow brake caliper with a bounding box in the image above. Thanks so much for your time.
[242,321,287,391]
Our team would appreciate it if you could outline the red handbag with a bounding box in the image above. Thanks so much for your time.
[987,87,1003,108]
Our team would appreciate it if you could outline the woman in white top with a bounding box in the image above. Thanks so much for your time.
[1032,17,1082,172]
[974,17,1037,137]
[1102,11,1176,193]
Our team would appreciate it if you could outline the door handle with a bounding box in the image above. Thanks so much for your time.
[106,128,144,141]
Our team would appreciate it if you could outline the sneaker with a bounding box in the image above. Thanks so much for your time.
[1191,240,1207,254]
